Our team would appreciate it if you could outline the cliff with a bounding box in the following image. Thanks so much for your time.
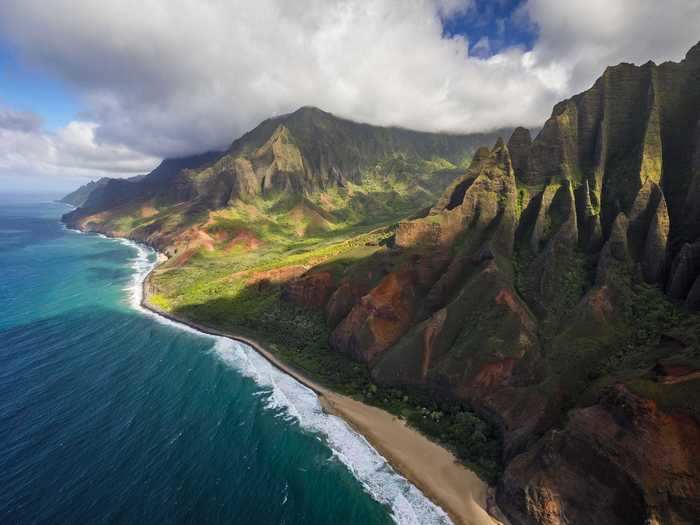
[59,178,111,207]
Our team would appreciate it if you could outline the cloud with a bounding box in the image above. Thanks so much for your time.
[0,0,554,160]
[0,119,159,183]
[0,105,42,133]
[0,0,698,172]
[435,0,473,18]
[470,36,491,58]
[521,0,700,93]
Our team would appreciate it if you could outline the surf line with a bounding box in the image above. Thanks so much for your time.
[112,236,454,525]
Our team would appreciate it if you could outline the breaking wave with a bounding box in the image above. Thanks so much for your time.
[118,238,453,525]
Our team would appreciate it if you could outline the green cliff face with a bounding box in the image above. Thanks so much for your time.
[61,44,700,525]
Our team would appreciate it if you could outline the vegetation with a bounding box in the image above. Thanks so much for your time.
[605,277,700,417]
[365,386,502,483]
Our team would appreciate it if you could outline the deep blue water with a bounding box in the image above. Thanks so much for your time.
[0,197,450,524]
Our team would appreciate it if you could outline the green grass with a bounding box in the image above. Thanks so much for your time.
[149,153,465,315]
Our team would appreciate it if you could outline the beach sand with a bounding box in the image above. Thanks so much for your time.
[141,273,501,525]
[319,394,500,525]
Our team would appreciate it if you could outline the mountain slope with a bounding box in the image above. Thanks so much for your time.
[60,107,514,485]
[60,173,153,208]
[59,178,111,207]
[63,107,508,252]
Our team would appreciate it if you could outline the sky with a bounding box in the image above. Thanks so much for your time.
[0,0,698,193]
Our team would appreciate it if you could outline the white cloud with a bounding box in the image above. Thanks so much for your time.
[522,0,700,93]
[0,0,698,182]
[471,36,491,57]
[0,0,555,161]
[0,118,159,183]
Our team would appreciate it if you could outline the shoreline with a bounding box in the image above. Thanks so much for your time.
[85,224,501,525]
[141,270,501,525]
[142,296,500,525]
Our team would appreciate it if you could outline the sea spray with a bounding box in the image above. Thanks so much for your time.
[119,238,453,525]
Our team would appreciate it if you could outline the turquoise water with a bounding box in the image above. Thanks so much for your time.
[0,196,451,524]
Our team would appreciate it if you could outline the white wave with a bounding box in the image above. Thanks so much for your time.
[212,338,453,525]
[118,238,453,525]
[59,221,84,234]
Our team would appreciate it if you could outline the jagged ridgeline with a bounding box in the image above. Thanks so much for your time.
[63,106,509,250]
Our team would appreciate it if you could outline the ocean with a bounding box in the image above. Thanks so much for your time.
[0,196,451,524]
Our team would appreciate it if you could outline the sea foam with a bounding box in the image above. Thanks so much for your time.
[119,238,453,525]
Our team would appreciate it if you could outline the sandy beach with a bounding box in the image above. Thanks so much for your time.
[319,395,501,525]
[140,271,501,525]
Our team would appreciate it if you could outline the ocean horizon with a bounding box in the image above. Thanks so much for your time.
[0,195,451,525]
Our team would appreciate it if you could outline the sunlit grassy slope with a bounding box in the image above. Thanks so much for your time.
[148,155,465,312]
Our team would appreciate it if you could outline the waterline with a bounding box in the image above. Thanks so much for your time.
[117,237,452,525]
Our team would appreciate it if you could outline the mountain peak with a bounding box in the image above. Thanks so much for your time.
[283,105,335,130]
[66,105,511,226]
[685,39,700,64]
[290,105,329,116]
[272,106,333,127]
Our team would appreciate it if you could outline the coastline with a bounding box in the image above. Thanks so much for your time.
[140,266,501,525]
[77,221,502,525]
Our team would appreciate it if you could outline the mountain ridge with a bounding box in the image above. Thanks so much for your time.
[62,107,512,256]
[65,106,514,211]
